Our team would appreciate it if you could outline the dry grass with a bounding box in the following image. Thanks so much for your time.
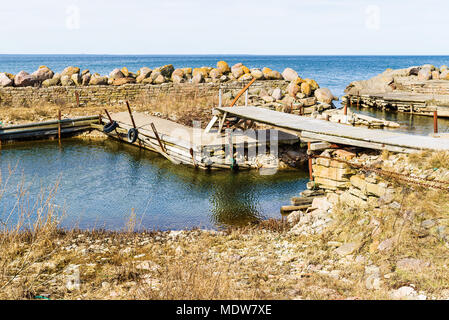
[408,150,449,169]
[0,91,238,128]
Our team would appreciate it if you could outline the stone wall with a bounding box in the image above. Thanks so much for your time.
[310,149,395,208]
[0,80,288,109]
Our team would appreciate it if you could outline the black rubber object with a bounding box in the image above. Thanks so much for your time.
[103,121,118,133]
[127,128,139,143]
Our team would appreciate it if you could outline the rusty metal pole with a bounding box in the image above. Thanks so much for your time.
[434,110,438,134]
[57,109,62,143]
[307,142,313,181]
[75,92,80,108]
[344,101,348,116]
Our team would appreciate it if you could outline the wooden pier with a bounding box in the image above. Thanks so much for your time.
[98,111,299,170]
[0,116,100,142]
[215,106,449,153]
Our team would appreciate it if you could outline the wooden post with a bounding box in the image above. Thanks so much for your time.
[307,142,313,181]
[218,89,222,108]
[434,110,438,134]
[344,101,348,116]
[57,109,62,143]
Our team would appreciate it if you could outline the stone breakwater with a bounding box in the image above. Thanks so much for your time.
[0,61,337,113]
[343,64,449,117]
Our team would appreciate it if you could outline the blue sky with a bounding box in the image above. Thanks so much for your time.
[1,0,448,55]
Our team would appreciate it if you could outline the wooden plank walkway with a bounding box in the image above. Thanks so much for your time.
[216,106,449,153]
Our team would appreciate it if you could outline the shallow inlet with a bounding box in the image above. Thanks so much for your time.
[0,139,308,231]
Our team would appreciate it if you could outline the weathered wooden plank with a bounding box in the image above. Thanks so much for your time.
[217,106,449,152]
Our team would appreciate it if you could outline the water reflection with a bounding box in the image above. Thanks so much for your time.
[0,139,307,230]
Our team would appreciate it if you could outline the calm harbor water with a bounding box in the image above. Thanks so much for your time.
[0,139,308,230]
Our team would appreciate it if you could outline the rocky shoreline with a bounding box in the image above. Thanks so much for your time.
[343,64,449,117]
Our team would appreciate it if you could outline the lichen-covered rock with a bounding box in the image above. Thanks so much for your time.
[109,68,125,81]
[238,73,253,82]
[112,77,136,86]
[431,70,440,80]
[217,61,230,74]
[417,68,432,81]
[264,69,283,80]
[0,72,13,87]
[81,72,91,86]
[231,63,244,79]
[440,65,448,73]
[153,74,166,84]
[440,70,449,80]
[250,68,264,80]
[61,66,80,77]
[14,71,36,87]
[81,69,90,76]
[282,68,299,81]
[192,72,204,84]
[89,74,108,85]
[305,78,319,91]
[159,64,174,78]
[32,66,54,82]
[71,73,81,86]
[182,67,192,75]
[241,66,250,74]
[314,88,335,104]
[121,67,130,77]
[300,82,312,97]
[286,82,300,97]
[172,74,185,84]
[193,67,209,78]
[60,75,75,86]
[136,67,152,83]
[209,68,222,79]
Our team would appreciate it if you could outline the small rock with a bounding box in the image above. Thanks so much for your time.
[335,242,360,256]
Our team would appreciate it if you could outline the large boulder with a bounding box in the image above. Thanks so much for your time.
[0,72,13,87]
[440,70,449,80]
[61,66,80,77]
[250,68,264,80]
[209,68,222,79]
[217,61,230,74]
[305,78,319,91]
[193,67,209,78]
[89,74,108,85]
[238,73,253,82]
[282,68,299,81]
[192,72,204,84]
[153,74,166,84]
[32,66,54,82]
[112,77,136,86]
[71,73,81,86]
[121,67,130,77]
[231,63,245,79]
[300,82,312,97]
[432,70,440,80]
[418,68,432,81]
[159,64,174,78]
[345,70,394,95]
[440,65,448,73]
[263,68,283,80]
[14,71,36,87]
[136,67,152,83]
[172,74,185,84]
[286,82,300,97]
[109,68,125,81]
[60,75,75,86]
[81,72,91,86]
[314,88,335,104]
